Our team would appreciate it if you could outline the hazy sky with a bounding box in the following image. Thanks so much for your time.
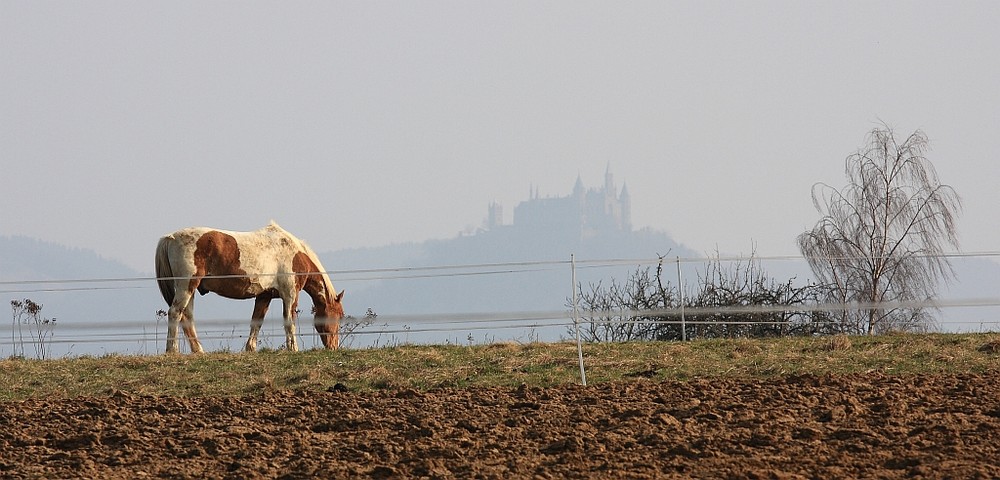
[2,1,998,273]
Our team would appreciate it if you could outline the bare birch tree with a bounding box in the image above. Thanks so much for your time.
[798,126,961,335]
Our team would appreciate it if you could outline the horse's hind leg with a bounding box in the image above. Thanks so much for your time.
[180,301,205,354]
[166,288,194,354]
[166,313,180,354]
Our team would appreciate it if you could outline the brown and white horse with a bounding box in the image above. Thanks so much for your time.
[155,222,344,353]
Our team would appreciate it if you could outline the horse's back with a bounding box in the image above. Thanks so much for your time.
[156,224,302,287]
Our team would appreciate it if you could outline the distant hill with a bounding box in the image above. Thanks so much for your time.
[1,236,158,356]
[320,226,699,316]
[0,236,139,281]
[0,236,154,329]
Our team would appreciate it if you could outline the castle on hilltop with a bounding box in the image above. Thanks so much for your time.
[486,166,631,238]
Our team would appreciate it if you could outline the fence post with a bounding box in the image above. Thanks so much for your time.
[676,256,687,341]
[571,254,587,386]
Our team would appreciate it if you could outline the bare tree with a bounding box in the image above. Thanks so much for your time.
[798,126,961,335]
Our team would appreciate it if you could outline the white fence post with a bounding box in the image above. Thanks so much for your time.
[677,256,687,341]
[571,254,587,386]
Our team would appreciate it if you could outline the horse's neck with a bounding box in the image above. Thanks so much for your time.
[302,273,334,310]
[294,242,336,311]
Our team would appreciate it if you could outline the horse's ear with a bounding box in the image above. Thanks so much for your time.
[335,290,345,302]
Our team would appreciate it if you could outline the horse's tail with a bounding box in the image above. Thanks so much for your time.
[155,236,175,307]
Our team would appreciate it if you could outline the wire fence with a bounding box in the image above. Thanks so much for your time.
[1,251,999,360]
[4,250,998,292]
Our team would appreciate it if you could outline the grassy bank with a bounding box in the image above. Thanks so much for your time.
[2,333,1000,401]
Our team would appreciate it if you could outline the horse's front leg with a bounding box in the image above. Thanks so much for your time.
[245,294,271,352]
[282,295,299,352]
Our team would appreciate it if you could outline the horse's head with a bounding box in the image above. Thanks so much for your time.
[314,290,345,349]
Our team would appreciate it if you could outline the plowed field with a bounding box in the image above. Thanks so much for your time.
[2,372,1000,479]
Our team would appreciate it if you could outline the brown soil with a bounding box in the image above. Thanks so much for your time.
[2,372,1000,479]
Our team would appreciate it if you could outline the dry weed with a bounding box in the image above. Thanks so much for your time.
[826,335,852,351]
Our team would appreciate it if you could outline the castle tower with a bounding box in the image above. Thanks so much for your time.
[573,174,586,213]
[604,164,616,216]
[620,182,632,231]
[573,174,585,197]
[487,200,504,229]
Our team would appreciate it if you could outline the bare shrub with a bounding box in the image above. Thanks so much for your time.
[572,253,827,342]
[10,299,57,359]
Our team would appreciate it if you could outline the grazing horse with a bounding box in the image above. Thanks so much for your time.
[155,222,344,353]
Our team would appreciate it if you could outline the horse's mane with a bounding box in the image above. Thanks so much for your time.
[268,221,338,300]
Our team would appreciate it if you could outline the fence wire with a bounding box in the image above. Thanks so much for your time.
[1,252,998,357]
[2,250,999,292]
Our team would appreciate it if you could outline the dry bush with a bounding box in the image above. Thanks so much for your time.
[728,339,764,359]
[826,335,853,352]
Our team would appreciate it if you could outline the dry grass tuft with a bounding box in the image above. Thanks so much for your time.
[726,339,763,360]
[826,334,853,351]
[486,341,522,352]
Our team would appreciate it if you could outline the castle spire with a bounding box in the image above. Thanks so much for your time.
[620,181,632,231]
[604,162,614,194]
